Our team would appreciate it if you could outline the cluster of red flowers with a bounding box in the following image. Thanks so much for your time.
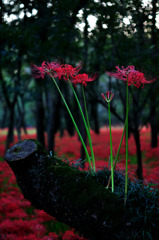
[106,66,155,88]
[32,61,96,87]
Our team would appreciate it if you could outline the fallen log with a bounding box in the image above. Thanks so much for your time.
[4,139,159,240]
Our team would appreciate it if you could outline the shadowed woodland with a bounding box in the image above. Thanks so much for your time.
[1,0,159,179]
[0,1,159,239]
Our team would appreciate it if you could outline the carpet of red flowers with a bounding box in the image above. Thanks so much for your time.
[0,126,159,240]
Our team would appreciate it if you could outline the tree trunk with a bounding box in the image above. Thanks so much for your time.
[5,105,15,150]
[0,103,8,128]
[47,89,61,153]
[4,139,128,240]
[150,101,158,148]
[35,79,45,147]
[4,139,125,240]
[63,83,75,136]
[16,96,27,141]
[150,0,158,148]
[133,129,143,180]
[5,139,159,240]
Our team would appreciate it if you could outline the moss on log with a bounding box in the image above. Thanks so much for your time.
[4,139,159,240]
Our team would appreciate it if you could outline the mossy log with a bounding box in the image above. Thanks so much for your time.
[4,140,139,239]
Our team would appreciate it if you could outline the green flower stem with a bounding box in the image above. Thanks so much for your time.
[106,89,133,189]
[108,101,114,192]
[51,77,93,171]
[82,85,96,172]
[125,76,129,203]
[68,80,95,171]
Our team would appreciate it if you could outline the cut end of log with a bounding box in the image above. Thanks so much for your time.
[5,139,37,162]
[4,139,43,162]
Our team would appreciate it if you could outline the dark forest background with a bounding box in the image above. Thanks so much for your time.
[0,0,159,179]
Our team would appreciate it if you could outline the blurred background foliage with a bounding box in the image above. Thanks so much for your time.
[0,0,159,178]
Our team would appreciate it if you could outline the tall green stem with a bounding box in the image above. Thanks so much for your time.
[125,76,129,202]
[51,77,93,171]
[113,90,133,170]
[82,85,95,172]
[68,81,95,171]
[108,102,114,192]
[106,88,133,190]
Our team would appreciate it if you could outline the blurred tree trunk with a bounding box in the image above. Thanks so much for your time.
[131,90,143,180]
[15,52,27,141]
[16,96,27,141]
[63,83,75,137]
[150,102,158,148]
[90,99,99,134]
[150,0,158,148]
[133,129,143,180]
[35,78,45,147]
[0,0,14,148]
[0,101,8,128]
[5,104,15,149]
[0,55,19,150]
[79,7,89,167]
[47,88,61,153]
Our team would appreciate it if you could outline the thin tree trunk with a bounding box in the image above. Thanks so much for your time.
[150,103,158,148]
[16,96,27,141]
[35,79,45,147]
[63,83,74,136]
[47,89,61,153]
[150,0,158,148]
[133,128,143,180]
[0,104,8,128]
[6,105,15,150]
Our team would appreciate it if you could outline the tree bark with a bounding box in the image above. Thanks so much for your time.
[4,139,128,240]
[150,0,158,148]
[150,102,158,148]
[133,129,143,180]
[35,79,45,147]
[5,104,15,150]
[47,88,61,153]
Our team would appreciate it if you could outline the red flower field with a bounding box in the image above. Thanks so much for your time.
[0,126,159,239]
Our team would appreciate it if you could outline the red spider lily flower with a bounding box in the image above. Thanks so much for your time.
[106,66,155,88]
[31,61,46,79]
[101,91,114,103]
[31,61,61,79]
[60,62,82,81]
[71,73,97,86]
[45,61,62,78]
[31,61,82,80]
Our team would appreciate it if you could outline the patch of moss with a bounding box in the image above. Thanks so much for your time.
[44,220,69,235]
[47,158,124,227]
[13,146,21,153]
[47,157,159,239]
